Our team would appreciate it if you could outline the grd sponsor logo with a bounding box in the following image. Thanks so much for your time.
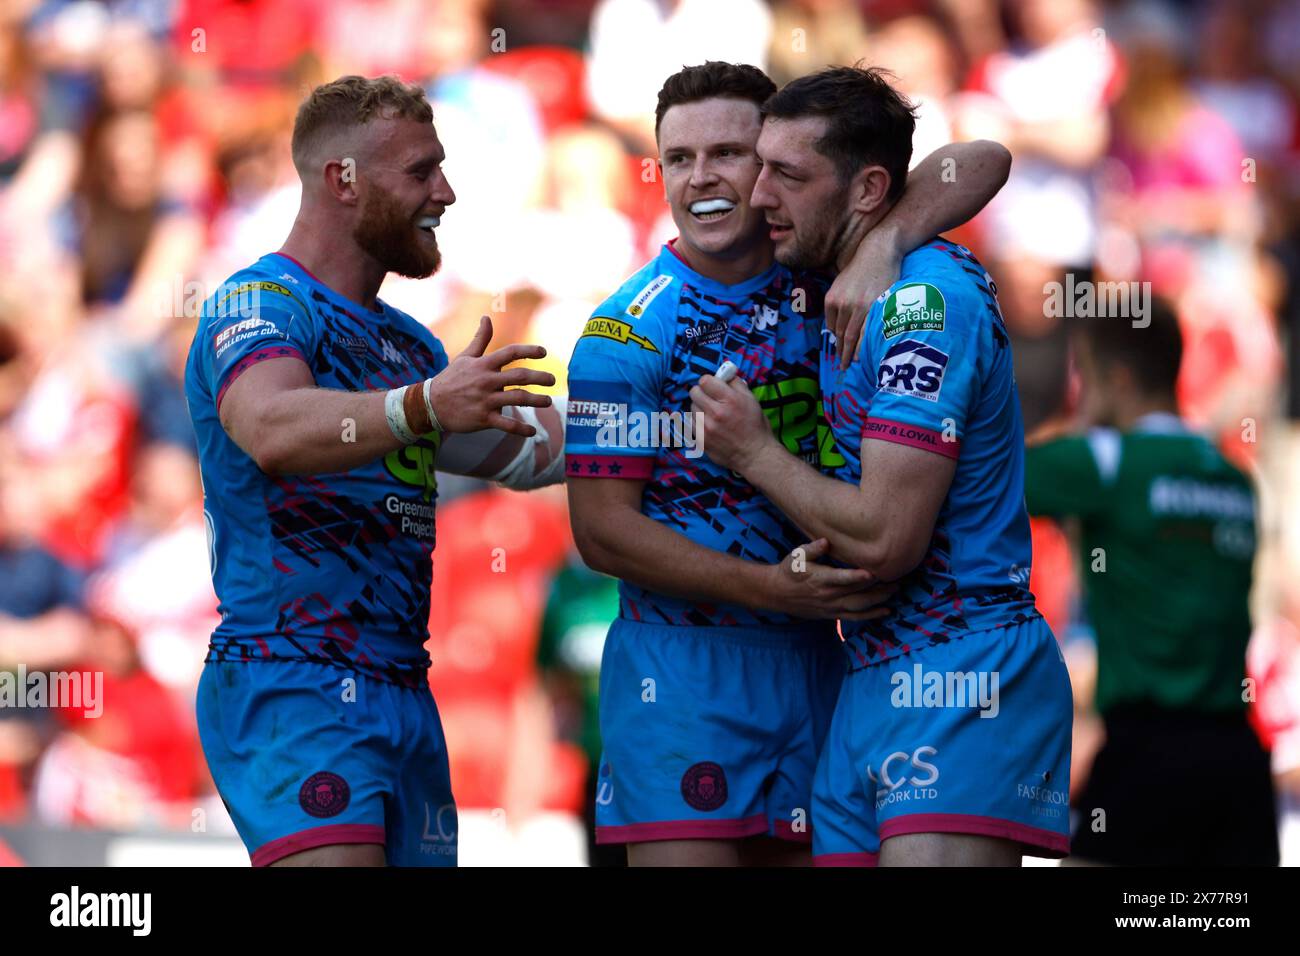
[882,283,945,339]
[625,274,673,318]
[877,338,949,402]
[868,746,939,809]
[582,317,659,352]
[750,377,818,455]
[384,430,441,502]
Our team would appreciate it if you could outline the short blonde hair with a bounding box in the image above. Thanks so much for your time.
[291,74,434,174]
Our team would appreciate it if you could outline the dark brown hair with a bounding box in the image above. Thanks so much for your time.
[761,65,916,201]
[655,61,776,139]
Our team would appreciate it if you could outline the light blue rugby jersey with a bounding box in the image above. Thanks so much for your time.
[184,252,449,687]
[566,242,842,628]
[821,238,1041,669]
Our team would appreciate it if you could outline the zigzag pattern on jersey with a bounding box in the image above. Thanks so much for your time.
[204,274,442,688]
[622,268,829,628]
[935,241,1010,349]
[830,239,1036,670]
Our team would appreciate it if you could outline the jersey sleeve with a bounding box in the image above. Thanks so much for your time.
[564,304,670,480]
[857,278,982,461]
[418,324,450,377]
[1023,433,1113,519]
[198,278,319,413]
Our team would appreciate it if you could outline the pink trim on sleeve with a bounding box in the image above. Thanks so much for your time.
[250,823,386,867]
[215,345,308,413]
[862,417,960,460]
[566,454,656,479]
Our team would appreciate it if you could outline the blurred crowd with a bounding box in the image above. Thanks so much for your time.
[0,0,1298,863]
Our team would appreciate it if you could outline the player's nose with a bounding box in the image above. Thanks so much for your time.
[751,167,776,209]
[431,168,456,207]
[688,155,718,188]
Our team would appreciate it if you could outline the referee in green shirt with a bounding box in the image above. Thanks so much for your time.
[1025,298,1278,865]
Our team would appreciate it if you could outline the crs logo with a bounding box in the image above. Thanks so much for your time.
[867,745,939,794]
[877,338,949,402]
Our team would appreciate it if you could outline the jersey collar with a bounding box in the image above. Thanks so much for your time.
[266,252,388,318]
[1132,411,1188,434]
[660,240,783,298]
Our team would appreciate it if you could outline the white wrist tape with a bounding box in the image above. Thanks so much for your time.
[385,386,419,445]
[421,378,444,433]
[491,402,567,490]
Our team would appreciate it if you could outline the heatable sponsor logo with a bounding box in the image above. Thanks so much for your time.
[881,283,945,339]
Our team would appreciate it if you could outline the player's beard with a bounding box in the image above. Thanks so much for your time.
[775,201,852,272]
[352,184,440,279]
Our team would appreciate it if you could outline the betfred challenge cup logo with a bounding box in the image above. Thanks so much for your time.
[299,771,351,818]
[681,761,728,812]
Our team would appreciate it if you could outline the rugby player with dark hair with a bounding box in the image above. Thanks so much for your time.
[568,61,1012,866]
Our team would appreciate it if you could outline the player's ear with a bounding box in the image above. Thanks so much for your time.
[323,157,360,206]
[849,165,890,216]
